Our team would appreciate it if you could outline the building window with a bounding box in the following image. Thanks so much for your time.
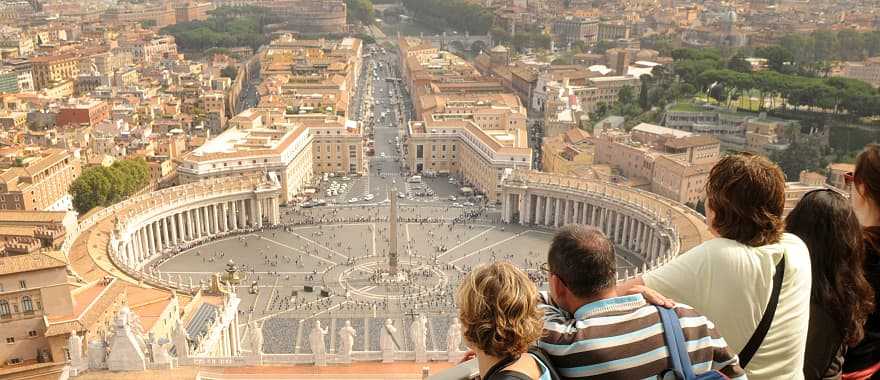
[28,330,36,337]
[21,296,32,314]
[5,337,13,344]
[18,280,25,289]
[0,300,9,318]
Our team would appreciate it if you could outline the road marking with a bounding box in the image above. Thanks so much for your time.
[259,236,337,265]
[286,231,350,260]
[449,230,530,264]
[437,226,495,258]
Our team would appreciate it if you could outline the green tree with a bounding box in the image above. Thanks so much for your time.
[639,76,650,111]
[70,159,150,214]
[221,65,238,80]
[346,0,375,25]
[401,0,493,34]
[769,138,824,180]
[727,54,751,73]
[617,85,635,105]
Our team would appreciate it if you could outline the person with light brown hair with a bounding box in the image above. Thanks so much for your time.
[619,152,812,379]
[457,261,552,380]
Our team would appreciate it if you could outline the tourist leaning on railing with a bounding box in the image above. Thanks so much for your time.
[842,143,880,380]
[456,262,554,380]
[537,225,745,379]
[618,153,812,379]
[785,189,874,380]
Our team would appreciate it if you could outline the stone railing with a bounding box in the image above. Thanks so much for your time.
[183,349,466,368]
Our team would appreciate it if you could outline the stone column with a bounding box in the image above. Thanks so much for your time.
[272,196,281,224]
[203,206,211,235]
[170,215,178,244]
[189,207,202,239]
[563,199,577,224]
[522,194,530,225]
[255,197,264,228]
[534,196,543,225]
[141,228,150,260]
[162,218,170,247]
[230,201,239,230]
[238,200,247,228]
[544,196,553,226]
[615,213,623,244]
[145,223,155,254]
[184,210,192,241]
[220,203,228,232]
[636,222,645,255]
[196,206,211,237]
[156,222,165,252]
[137,229,146,260]
[552,198,559,227]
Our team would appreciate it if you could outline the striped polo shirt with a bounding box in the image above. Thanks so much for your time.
[537,292,747,379]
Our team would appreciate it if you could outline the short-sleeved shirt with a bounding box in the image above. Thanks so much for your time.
[643,233,812,379]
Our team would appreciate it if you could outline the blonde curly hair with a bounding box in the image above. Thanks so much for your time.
[456,261,543,358]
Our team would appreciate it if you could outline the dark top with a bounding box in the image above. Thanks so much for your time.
[844,227,880,372]
[804,303,845,379]
[491,371,538,380]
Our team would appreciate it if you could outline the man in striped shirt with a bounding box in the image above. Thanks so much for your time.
[537,225,746,379]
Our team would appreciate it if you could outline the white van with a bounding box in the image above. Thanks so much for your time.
[407,175,422,183]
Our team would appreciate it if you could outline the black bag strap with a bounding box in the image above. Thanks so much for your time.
[483,354,520,380]
[527,346,562,380]
[739,256,786,367]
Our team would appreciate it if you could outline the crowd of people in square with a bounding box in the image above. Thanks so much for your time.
[456,144,880,380]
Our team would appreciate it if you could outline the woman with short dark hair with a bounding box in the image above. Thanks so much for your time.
[842,143,880,380]
[785,189,874,379]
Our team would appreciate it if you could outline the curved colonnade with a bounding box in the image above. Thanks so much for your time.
[501,170,711,277]
[72,175,283,293]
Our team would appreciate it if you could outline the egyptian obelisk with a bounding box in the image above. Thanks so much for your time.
[388,190,398,274]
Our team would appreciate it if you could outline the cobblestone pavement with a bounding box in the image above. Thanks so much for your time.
[156,203,643,354]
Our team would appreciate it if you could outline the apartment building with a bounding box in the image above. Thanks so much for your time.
[551,16,599,45]
[835,57,880,87]
[56,99,111,128]
[405,93,532,201]
[593,123,720,204]
[0,250,73,366]
[30,54,79,91]
[297,116,366,176]
[178,109,314,203]
[0,149,81,211]
[260,36,362,119]
[541,128,595,177]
